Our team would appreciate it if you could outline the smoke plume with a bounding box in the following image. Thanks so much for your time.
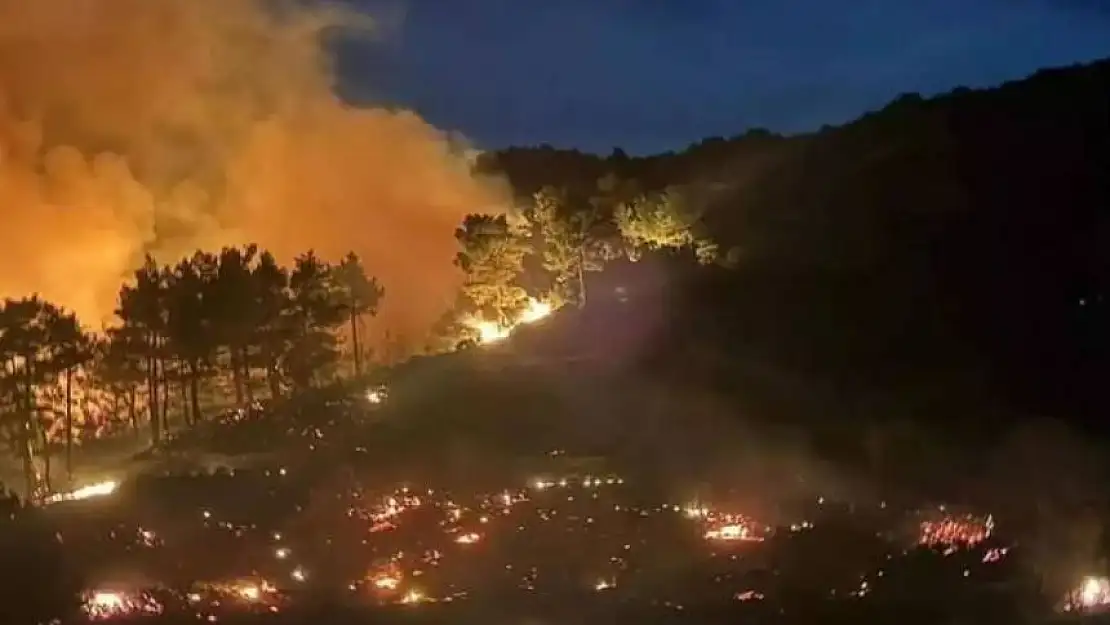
[0,0,508,338]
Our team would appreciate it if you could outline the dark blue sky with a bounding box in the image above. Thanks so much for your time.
[338,0,1110,154]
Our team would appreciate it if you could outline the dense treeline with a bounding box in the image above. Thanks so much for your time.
[0,247,383,497]
[478,57,1110,426]
[442,180,716,342]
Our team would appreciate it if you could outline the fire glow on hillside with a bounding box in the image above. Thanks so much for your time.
[469,298,553,344]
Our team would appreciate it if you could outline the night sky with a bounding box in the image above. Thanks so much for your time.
[339,0,1110,154]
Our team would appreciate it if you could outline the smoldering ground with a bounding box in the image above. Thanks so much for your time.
[0,0,508,337]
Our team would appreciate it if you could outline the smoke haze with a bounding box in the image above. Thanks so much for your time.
[0,0,508,337]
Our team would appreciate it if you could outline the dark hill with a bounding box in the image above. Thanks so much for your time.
[477,58,1110,428]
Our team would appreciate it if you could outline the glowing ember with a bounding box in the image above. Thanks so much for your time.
[364,562,405,593]
[400,589,426,604]
[705,523,762,542]
[683,501,765,542]
[87,591,125,612]
[81,590,163,620]
[918,514,993,548]
[374,575,401,590]
[594,579,616,591]
[683,505,709,519]
[37,468,1028,618]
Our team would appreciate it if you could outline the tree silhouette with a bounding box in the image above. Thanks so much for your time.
[92,328,144,435]
[285,251,347,390]
[116,256,168,445]
[333,252,384,377]
[164,253,217,425]
[0,297,65,496]
[212,246,259,406]
[44,308,91,481]
[251,251,292,400]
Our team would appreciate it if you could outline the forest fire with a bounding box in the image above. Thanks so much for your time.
[469,297,554,344]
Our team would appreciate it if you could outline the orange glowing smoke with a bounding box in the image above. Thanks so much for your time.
[0,0,509,339]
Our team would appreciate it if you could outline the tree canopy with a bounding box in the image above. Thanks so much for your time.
[0,247,383,497]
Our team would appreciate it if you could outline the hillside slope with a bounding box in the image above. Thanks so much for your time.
[478,58,1110,424]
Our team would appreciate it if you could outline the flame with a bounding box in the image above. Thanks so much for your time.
[88,591,126,610]
[519,298,553,324]
[454,532,481,544]
[475,321,511,344]
[705,523,759,541]
[1064,576,1110,612]
[45,479,118,504]
[374,575,401,590]
[468,297,554,345]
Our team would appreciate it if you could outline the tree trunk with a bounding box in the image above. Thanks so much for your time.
[230,347,245,406]
[64,367,73,480]
[179,370,190,426]
[39,423,52,493]
[20,373,38,499]
[24,363,43,499]
[128,388,138,435]
[241,347,254,404]
[350,311,362,377]
[180,366,188,425]
[20,417,35,500]
[160,359,170,433]
[268,358,282,400]
[112,390,121,424]
[147,350,161,445]
[577,249,587,308]
[189,362,202,424]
